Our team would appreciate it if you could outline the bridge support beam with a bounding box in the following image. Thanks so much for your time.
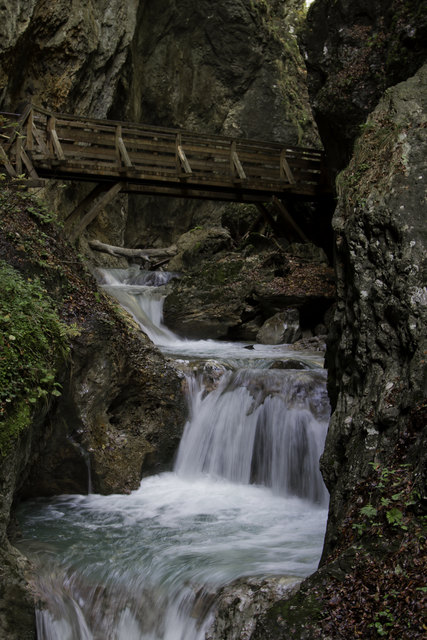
[271,196,309,243]
[69,182,124,242]
[0,144,17,177]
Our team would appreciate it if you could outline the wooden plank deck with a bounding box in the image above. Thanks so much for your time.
[0,105,329,203]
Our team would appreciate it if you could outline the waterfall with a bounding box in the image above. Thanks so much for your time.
[95,266,180,346]
[16,267,330,640]
[176,369,329,504]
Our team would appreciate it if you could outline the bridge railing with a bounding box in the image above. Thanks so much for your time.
[0,105,328,198]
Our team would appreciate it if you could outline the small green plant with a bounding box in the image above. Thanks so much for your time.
[27,200,58,225]
[360,503,377,519]
[386,507,406,529]
[370,607,395,636]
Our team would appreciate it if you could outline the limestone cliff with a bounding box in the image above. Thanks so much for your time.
[323,62,427,559]
[0,0,138,116]
[302,0,427,175]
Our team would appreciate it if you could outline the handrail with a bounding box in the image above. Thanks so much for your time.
[0,104,330,201]
[24,103,324,156]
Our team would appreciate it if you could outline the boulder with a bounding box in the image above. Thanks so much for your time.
[164,243,335,341]
[167,227,233,272]
[206,576,300,640]
[256,309,302,345]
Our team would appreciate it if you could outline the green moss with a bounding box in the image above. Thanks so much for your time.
[200,259,244,286]
[336,111,404,207]
[254,587,325,639]
[0,260,69,455]
[0,402,31,456]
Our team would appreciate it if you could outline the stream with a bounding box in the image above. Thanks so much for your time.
[15,266,330,640]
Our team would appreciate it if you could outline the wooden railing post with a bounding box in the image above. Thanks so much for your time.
[115,125,133,168]
[26,108,34,152]
[47,116,65,161]
[0,144,17,177]
[176,132,192,177]
[70,182,124,242]
[280,149,295,185]
[230,141,246,181]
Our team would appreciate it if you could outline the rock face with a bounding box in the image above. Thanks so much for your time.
[0,0,138,115]
[20,314,187,498]
[125,0,314,142]
[323,62,427,555]
[302,0,427,174]
[206,576,300,640]
[247,62,427,640]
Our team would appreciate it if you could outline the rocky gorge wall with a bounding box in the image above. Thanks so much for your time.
[1,1,425,639]
[302,0,427,175]
[0,185,187,639]
[323,64,427,556]
[0,0,138,115]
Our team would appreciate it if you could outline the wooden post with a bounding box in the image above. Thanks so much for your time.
[0,144,17,177]
[280,149,295,185]
[256,203,283,237]
[176,133,192,177]
[115,125,121,165]
[116,125,133,167]
[32,122,50,155]
[272,196,309,243]
[230,141,246,181]
[65,183,108,226]
[26,108,34,152]
[47,116,65,161]
[19,148,39,179]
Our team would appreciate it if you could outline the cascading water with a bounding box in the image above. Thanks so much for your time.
[15,266,330,640]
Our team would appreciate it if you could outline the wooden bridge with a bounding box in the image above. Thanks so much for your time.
[0,104,330,241]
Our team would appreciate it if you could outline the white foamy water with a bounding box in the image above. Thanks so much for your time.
[16,267,330,639]
[18,475,328,640]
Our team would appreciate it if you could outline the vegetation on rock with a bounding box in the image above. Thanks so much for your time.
[0,181,186,496]
[0,260,68,455]
[253,423,426,639]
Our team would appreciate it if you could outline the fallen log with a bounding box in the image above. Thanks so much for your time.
[89,239,177,263]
